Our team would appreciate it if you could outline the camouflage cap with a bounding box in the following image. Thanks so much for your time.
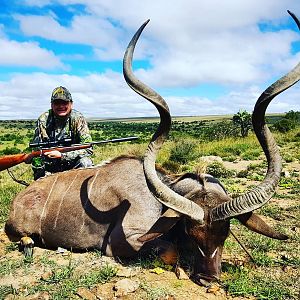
[51,86,72,102]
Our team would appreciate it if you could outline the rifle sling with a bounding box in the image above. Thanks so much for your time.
[7,168,29,187]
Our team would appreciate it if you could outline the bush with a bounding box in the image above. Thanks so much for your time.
[273,118,296,132]
[161,161,181,173]
[273,110,300,133]
[240,149,261,160]
[237,169,249,178]
[203,121,239,141]
[0,147,22,155]
[285,110,300,122]
[206,161,234,178]
[169,140,198,164]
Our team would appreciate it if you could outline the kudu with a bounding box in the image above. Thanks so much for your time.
[5,11,300,284]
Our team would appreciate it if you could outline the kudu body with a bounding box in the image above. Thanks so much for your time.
[5,11,300,284]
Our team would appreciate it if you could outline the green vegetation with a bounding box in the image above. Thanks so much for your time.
[273,110,300,132]
[232,109,252,137]
[0,115,299,299]
[222,264,296,300]
[0,252,117,299]
[140,281,173,300]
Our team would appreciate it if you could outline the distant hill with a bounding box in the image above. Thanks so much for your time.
[88,113,284,123]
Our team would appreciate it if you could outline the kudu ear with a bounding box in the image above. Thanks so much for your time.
[236,212,288,240]
[138,209,181,242]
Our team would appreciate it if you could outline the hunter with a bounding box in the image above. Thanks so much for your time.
[31,86,93,180]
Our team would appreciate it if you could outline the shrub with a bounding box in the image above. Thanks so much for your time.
[161,161,181,173]
[237,169,248,178]
[169,140,198,164]
[273,118,296,132]
[203,121,239,141]
[0,146,21,155]
[285,110,300,122]
[283,152,294,162]
[206,161,234,178]
[241,149,261,160]
[273,110,300,133]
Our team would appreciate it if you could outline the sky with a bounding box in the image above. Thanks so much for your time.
[0,0,300,120]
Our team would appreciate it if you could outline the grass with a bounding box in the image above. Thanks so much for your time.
[222,196,300,299]
[222,264,297,300]
[197,134,261,159]
[0,120,299,299]
[0,252,118,299]
[139,281,173,300]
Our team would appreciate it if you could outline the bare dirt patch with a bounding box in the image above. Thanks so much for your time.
[0,229,252,300]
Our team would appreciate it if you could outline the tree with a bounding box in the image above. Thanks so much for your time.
[232,109,252,137]
[273,110,300,132]
[285,110,300,122]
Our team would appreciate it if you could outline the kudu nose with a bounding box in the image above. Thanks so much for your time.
[194,273,219,286]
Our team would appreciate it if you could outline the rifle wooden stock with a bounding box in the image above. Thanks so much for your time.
[0,153,32,171]
[0,144,91,171]
[0,136,138,171]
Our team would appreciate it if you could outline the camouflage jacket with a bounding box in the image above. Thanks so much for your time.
[33,109,93,162]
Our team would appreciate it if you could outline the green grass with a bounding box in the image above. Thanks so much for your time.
[222,264,297,300]
[0,285,17,300]
[139,281,173,300]
[0,256,33,277]
[0,120,299,300]
[26,260,117,299]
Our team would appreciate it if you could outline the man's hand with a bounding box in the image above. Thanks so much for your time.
[43,150,62,159]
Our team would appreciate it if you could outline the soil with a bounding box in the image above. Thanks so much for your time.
[0,228,250,300]
[0,159,299,300]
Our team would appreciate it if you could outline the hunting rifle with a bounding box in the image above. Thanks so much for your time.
[0,136,138,172]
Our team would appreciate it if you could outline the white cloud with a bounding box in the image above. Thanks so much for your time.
[0,71,155,120]
[0,38,65,69]
[0,70,299,120]
[14,14,126,61]
[1,0,300,119]
[14,0,300,84]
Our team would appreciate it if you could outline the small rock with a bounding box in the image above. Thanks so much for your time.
[41,271,52,281]
[198,278,210,287]
[113,278,139,297]
[76,287,97,300]
[93,282,114,300]
[27,292,50,300]
[200,156,223,163]
[175,267,189,280]
[56,247,67,254]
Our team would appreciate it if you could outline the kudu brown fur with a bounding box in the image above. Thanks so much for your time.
[5,11,300,284]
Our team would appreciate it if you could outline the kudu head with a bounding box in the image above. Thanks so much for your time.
[123,10,300,284]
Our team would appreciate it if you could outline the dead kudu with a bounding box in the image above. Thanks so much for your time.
[5,12,300,285]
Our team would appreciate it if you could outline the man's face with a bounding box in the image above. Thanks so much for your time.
[51,100,73,117]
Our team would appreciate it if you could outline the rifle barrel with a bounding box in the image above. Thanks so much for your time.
[0,136,138,172]
[90,136,138,145]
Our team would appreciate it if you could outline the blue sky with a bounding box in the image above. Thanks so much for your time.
[0,0,299,120]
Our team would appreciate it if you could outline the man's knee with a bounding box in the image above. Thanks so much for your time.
[76,157,93,168]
